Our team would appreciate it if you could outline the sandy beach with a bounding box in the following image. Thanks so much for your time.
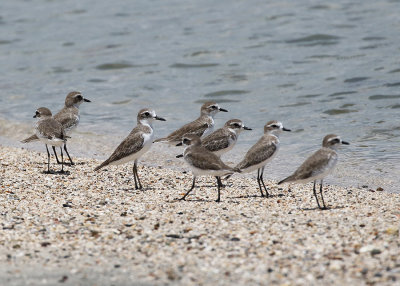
[0,145,399,285]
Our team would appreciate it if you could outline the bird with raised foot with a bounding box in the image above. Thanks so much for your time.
[278,134,349,210]
[94,108,166,190]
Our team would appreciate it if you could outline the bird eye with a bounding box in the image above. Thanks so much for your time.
[233,123,240,127]
[183,138,189,143]
[271,125,278,128]
[331,138,340,143]
[211,106,217,109]
[76,95,83,100]
[144,112,150,116]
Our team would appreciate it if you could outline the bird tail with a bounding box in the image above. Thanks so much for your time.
[21,134,39,143]
[233,167,242,173]
[224,167,241,180]
[278,176,293,185]
[153,137,168,143]
[94,160,109,172]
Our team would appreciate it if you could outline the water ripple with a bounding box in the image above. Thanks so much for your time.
[96,62,157,70]
[204,90,249,97]
[0,40,13,45]
[362,36,386,41]
[286,34,340,46]
[369,94,400,100]
[112,100,131,105]
[195,99,240,104]
[96,62,135,70]
[344,77,369,83]
[298,94,322,98]
[329,91,357,97]
[170,63,219,68]
[323,109,358,115]
[384,82,400,87]
[280,102,310,107]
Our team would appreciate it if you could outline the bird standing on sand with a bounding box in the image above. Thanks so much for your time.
[236,120,290,197]
[22,91,91,165]
[94,108,166,190]
[33,107,68,173]
[278,134,349,210]
[154,101,227,145]
[177,134,240,202]
[201,119,252,157]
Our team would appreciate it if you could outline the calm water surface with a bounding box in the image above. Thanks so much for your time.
[0,0,399,192]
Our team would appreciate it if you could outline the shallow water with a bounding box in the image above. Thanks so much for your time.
[0,0,399,192]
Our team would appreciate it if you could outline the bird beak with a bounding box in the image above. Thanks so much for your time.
[243,126,252,130]
[283,127,291,132]
[176,154,183,158]
[33,114,37,118]
[84,98,91,102]
[219,108,228,112]
[155,116,166,121]
[176,142,183,146]
[342,141,350,145]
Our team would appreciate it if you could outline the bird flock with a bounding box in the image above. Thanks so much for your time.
[23,91,349,210]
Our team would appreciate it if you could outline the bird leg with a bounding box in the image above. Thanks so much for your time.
[257,169,265,197]
[215,176,222,202]
[259,167,270,197]
[60,147,64,173]
[132,164,138,189]
[64,143,75,165]
[45,145,52,173]
[179,176,196,201]
[132,161,142,190]
[319,180,328,210]
[51,146,61,164]
[313,181,322,209]
[134,161,143,189]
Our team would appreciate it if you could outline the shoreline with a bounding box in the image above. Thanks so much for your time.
[0,115,398,194]
[0,145,399,285]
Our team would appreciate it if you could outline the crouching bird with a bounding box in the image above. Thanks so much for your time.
[177,134,240,202]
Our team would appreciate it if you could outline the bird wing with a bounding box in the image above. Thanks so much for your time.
[39,119,66,140]
[21,134,39,143]
[185,151,231,171]
[236,138,277,169]
[54,109,79,130]
[202,129,233,152]
[162,119,209,142]
[102,130,145,165]
[291,148,337,181]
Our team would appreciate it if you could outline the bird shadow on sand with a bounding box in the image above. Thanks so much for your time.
[230,193,285,199]
[42,170,71,176]
[167,198,217,203]
[300,205,346,211]
[61,162,85,166]
[120,186,154,193]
